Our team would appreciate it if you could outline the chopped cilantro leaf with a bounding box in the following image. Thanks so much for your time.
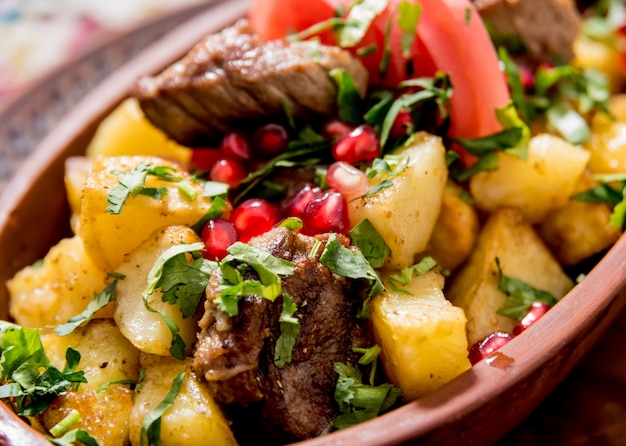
[397,1,421,58]
[389,256,437,287]
[0,322,87,416]
[332,347,401,430]
[142,242,214,359]
[495,258,558,320]
[330,68,364,125]
[106,163,182,215]
[319,234,385,318]
[274,294,301,368]
[190,196,229,234]
[140,372,185,446]
[279,217,304,231]
[338,0,388,47]
[55,275,121,336]
[214,243,296,317]
[349,219,391,268]
[49,428,99,446]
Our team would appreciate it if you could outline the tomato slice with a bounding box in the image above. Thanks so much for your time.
[248,0,337,40]
[249,0,510,151]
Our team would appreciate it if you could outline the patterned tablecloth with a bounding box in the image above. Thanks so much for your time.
[0,0,203,98]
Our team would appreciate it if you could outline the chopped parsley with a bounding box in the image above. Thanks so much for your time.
[333,346,401,429]
[140,372,185,446]
[388,256,438,288]
[330,68,365,125]
[0,322,87,416]
[348,219,391,268]
[319,234,385,318]
[274,294,301,368]
[495,258,558,320]
[142,242,215,359]
[498,47,611,146]
[55,274,123,336]
[214,243,295,317]
[49,427,99,446]
[338,0,388,47]
[397,1,421,58]
[106,163,183,214]
[573,173,626,229]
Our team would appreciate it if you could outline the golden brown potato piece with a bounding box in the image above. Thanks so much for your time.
[348,132,448,269]
[40,386,134,446]
[64,156,93,234]
[114,226,201,357]
[86,98,192,167]
[426,181,479,271]
[370,270,470,401]
[7,235,112,328]
[80,155,215,270]
[41,319,141,393]
[538,172,621,266]
[129,354,237,446]
[39,319,141,444]
[470,134,590,224]
[446,208,574,345]
[585,94,626,174]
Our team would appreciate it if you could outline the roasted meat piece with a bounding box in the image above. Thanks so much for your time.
[133,20,368,146]
[193,227,371,443]
[475,0,581,63]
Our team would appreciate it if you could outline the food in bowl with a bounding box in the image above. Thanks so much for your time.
[2,0,626,444]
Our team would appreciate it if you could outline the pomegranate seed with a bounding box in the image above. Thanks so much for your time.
[230,199,280,242]
[221,132,252,162]
[254,123,289,158]
[389,108,413,139]
[332,124,381,164]
[518,65,535,92]
[512,302,551,336]
[210,157,248,188]
[281,183,323,219]
[201,218,238,260]
[468,332,513,365]
[323,119,354,139]
[302,189,350,235]
[190,148,221,172]
[326,161,369,197]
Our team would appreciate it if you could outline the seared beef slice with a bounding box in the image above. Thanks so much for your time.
[475,0,581,63]
[193,227,371,442]
[133,20,368,146]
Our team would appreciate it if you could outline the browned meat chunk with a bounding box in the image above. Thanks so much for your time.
[193,227,371,443]
[475,0,581,62]
[132,20,368,147]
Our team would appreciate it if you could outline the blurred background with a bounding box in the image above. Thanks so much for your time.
[0,0,205,98]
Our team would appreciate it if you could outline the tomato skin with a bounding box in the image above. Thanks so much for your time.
[249,0,511,160]
[248,0,337,40]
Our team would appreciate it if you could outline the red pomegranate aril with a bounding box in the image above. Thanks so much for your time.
[302,189,350,235]
[210,157,248,188]
[323,119,354,139]
[254,123,289,158]
[332,124,381,164]
[281,183,323,219]
[201,218,238,261]
[221,132,252,162]
[512,302,551,336]
[231,199,280,242]
[326,161,369,197]
[468,331,513,365]
[190,148,221,172]
[389,108,413,139]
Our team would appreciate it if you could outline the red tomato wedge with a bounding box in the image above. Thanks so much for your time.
[249,0,510,149]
